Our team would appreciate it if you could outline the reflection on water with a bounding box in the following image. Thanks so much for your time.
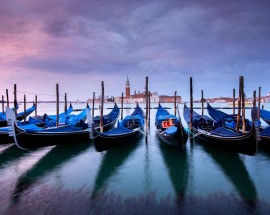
[197,140,257,205]
[0,103,270,213]
[5,185,270,215]
[92,138,141,196]
[0,144,37,169]
[143,143,153,195]
[258,148,270,159]
[13,142,91,201]
[158,141,189,198]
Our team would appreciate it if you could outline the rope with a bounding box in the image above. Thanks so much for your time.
[185,127,204,138]
[17,90,65,97]
[137,128,146,136]
[88,123,104,139]
[89,130,105,139]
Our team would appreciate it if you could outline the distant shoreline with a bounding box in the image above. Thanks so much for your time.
[1,101,270,104]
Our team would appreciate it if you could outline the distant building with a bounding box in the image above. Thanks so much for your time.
[159,95,182,103]
[87,77,184,104]
[114,77,182,103]
[126,77,131,98]
[114,77,147,103]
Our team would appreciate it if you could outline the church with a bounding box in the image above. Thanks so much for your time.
[114,77,158,103]
[114,77,182,104]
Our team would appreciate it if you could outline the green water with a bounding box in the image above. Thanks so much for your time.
[0,103,270,214]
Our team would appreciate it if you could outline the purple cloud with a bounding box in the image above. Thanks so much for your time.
[0,0,270,101]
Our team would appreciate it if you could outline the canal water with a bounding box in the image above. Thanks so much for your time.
[0,102,270,214]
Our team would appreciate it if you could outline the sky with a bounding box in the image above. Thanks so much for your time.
[0,0,270,102]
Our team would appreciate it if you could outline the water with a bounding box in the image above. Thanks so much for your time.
[0,102,270,214]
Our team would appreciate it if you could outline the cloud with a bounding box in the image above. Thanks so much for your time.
[0,0,270,100]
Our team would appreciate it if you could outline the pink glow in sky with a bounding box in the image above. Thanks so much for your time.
[1,0,270,101]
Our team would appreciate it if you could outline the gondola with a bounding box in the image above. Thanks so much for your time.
[0,103,38,144]
[207,103,252,131]
[260,108,270,125]
[12,103,119,149]
[0,102,36,127]
[92,103,120,132]
[183,104,258,156]
[13,122,90,149]
[0,103,76,145]
[11,104,92,149]
[17,103,36,121]
[155,104,188,149]
[208,103,270,149]
[17,103,74,128]
[92,103,144,152]
[64,103,90,126]
[41,103,74,126]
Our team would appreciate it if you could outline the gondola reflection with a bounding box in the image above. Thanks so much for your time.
[0,144,38,169]
[158,139,189,200]
[13,141,91,201]
[197,139,257,206]
[92,138,141,197]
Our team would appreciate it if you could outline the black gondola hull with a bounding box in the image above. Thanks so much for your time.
[92,104,144,152]
[155,104,188,150]
[92,128,143,152]
[92,103,120,132]
[13,123,90,149]
[0,131,14,144]
[0,121,7,127]
[191,125,258,156]
[259,135,270,149]
[184,105,258,156]
[157,125,188,150]
[92,117,118,132]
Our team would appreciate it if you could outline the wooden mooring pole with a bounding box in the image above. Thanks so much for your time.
[236,76,242,133]
[190,77,193,132]
[201,90,204,115]
[145,76,149,142]
[6,89,9,108]
[148,90,151,125]
[121,92,124,120]
[92,92,95,122]
[64,93,67,114]
[241,76,245,133]
[14,84,17,118]
[35,95,38,117]
[2,95,4,112]
[56,83,59,127]
[100,81,104,133]
[174,91,177,116]
[24,94,26,122]
[258,87,261,117]
[253,90,256,108]
[233,88,235,115]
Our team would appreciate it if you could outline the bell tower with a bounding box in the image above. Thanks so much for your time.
[126,76,130,98]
